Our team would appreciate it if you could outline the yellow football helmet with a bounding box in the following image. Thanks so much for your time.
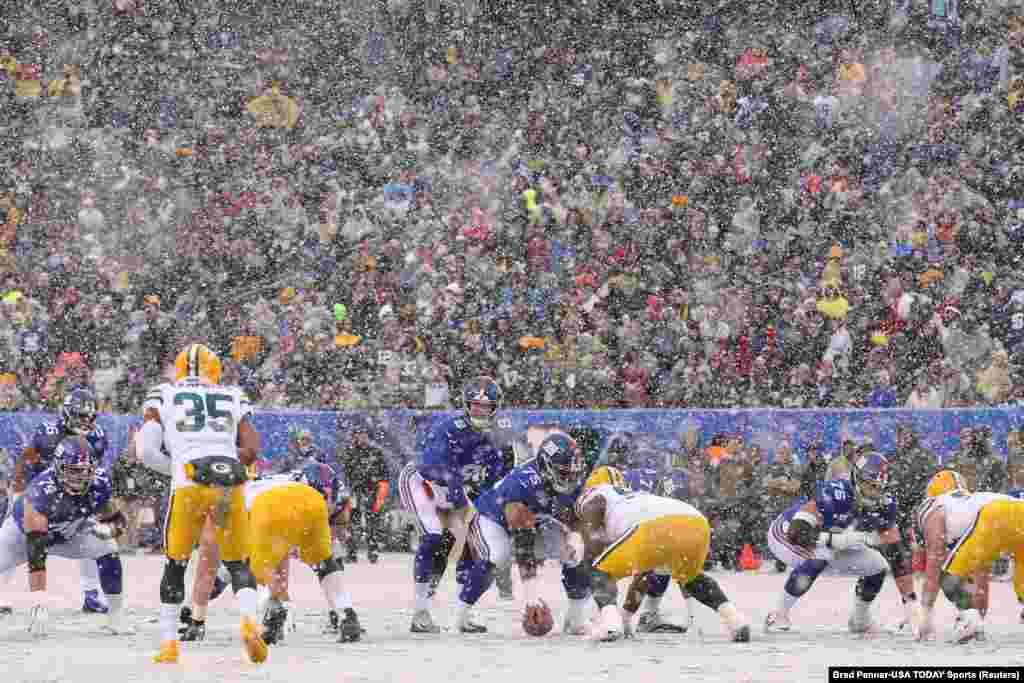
[174,343,222,385]
[926,470,968,498]
[582,465,627,495]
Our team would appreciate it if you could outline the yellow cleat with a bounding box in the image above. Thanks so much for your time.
[153,640,180,664]
[241,617,268,664]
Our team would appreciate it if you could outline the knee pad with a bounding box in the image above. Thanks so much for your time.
[561,562,591,601]
[160,558,188,604]
[784,559,829,598]
[856,570,887,603]
[96,554,123,596]
[681,574,728,611]
[222,559,257,592]
[315,557,343,582]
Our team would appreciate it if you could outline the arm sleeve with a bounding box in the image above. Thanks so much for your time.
[137,420,170,477]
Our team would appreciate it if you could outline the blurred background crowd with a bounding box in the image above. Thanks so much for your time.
[3,0,1024,562]
[0,0,1023,413]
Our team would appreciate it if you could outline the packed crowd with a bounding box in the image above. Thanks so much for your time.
[1,1,1024,412]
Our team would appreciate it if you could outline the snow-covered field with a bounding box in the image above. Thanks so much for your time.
[2,553,1021,683]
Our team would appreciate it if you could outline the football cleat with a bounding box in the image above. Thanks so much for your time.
[368,552,379,564]
[241,616,269,664]
[262,604,288,645]
[458,620,487,634]
[410,609,441,634]
[563,615,588,636]
[324,610,340,634]
[637,611,689,634]
[338,608,362,643]
[82,589,109,614]
[0,605,12,616]
[732,624,752,643]
[952,609,983,644]
[153,640,180,664]
[764,611,792,632]
[179,617,206,642]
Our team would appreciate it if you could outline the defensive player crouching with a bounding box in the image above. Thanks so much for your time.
[458,433,591,635]
[248,462,362,645]
[0,436,132,636]
[577,466,750,643]
[764,453,919,635]
[915,470,1024,643]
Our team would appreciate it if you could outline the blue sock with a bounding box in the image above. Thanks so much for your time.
[561,562,591,601]
[96,554,123,595]
[644,572,671,599]
[456,544,474,586]
[415,534,443,585]
[458,560,495,606]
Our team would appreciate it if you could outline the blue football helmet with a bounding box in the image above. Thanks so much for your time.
[61,388,98,436]
[462,375,502,431]
[54,436,97,495]
[852,451,889,509]
[295,462,341,510]
[537,432,584,495]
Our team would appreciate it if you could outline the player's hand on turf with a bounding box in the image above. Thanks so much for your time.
[27,605,48,636]
[523,598,547,624]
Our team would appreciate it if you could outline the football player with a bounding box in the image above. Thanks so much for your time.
[764,452,920,635]
[915,470,1024,643]
[0,436,132,636]
[576,466,750,643]
[459,432,589,634]
[397,376,512,633]
[136,343,267,665]
[12,388,111,613]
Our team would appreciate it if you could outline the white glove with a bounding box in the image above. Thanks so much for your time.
[916,606,935,642]
[27,604,48,637]
[91,523,116,540]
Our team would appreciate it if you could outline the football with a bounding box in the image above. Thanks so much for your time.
[522,600,554,637]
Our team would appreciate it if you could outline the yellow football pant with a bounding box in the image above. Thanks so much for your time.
[165,484,249,562]
[944,498,1024,601]
[248,483,333,586]
[594,514,710,585]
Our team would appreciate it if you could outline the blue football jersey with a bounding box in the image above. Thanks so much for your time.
[14,466,113,544]
[25,420,109,483]
[624,467,662,494]
[779,479,896,534]
[417,415,510,509]
[475,459,579,532]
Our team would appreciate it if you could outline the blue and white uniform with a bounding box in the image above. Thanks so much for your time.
[398,414,510,536]
[767,478,893,576]
[0,466,122,578]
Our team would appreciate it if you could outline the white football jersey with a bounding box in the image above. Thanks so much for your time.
[243,476,302,512]
[577,484,704,541]
[917,491,1013,547]
[142,378,254,489]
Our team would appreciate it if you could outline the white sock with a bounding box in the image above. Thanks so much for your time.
[107,594,123,616]
[160,603,180,642]
[80,558,101,593]
[456,599,473,625]
[643,595,663,615]
[565,597,587,624]
[236,587,260,621]
[321,571,353,610]
[414,582,432,612]
[685,595,699,622]
[779,590,800,615]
